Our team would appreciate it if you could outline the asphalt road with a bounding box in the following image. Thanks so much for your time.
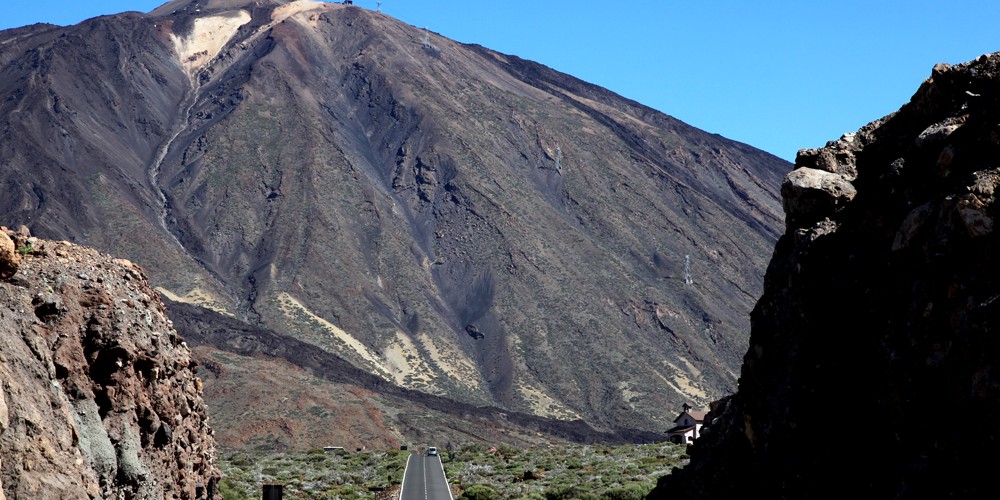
[400,453,453,500]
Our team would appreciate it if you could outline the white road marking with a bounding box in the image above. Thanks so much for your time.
[423,456,429,499]
[437,456,454,500]
[399,453,412,500]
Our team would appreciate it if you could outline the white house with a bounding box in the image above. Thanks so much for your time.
[666,403,706,444]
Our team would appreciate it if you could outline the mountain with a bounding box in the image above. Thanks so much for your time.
[0,0,789,441]
[168,299,663,451]
[651,54,1000,498]
[0,229,218,499]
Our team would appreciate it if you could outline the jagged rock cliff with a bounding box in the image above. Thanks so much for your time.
[651,53,1000,499]
[0,228,218,499]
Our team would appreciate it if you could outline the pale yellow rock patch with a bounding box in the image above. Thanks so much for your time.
[271,0,335,24]
[381,332,435,388]
[660,360,709,401]
[617,381,642,404]
[509,334,579,419]
[171,11,252,77]
[277,293,389,376]
[0,386,8,431]
[676,356,703,379]
[418,333,483,393]
[519,384,580,420]
[156,287,234,317]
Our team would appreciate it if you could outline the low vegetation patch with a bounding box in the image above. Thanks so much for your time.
[217,442,686,499]
[218,448,407,499]
[445,442,686,500]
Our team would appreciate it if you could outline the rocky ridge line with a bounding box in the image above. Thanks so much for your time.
[0,227,218,499]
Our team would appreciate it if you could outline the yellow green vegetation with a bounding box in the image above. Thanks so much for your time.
[218,448,408,499]
[217,442,687,499]
[445,442,687,500]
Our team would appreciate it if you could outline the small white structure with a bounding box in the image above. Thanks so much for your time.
[666,403,706,444]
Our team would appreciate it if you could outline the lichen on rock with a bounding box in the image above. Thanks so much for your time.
[0,230,219,499]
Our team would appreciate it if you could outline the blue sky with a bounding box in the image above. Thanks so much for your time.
[3,1,999,161]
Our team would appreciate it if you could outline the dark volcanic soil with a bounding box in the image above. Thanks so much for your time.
[0,0,790,436]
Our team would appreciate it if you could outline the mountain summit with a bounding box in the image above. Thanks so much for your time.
[0,1,788,436]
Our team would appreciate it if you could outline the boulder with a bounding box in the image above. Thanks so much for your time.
[780,167,857,229]
[0,231,19,278]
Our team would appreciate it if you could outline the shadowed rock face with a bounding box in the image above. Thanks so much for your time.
[0,0,788,435]
[0,231,218,499]
[651,54,1000,499]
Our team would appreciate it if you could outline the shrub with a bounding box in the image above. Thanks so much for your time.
[227,453,254,469]
[601,482,654,500]
[217,478,250,500]
[218,442,684,500]
[461,484,499,500]
[495,444,518,457]
[544,485,574,500]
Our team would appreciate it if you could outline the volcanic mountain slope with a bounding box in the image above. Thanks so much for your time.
[0,0,789,432]
[167,299,663,451]
[651,54,1000,498]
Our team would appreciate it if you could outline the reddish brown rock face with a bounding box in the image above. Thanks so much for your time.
[651,53,1000,499]
[0,235,219,499]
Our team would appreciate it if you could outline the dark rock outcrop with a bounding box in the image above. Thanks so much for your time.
[0,230,218,499]
[650,53,1000,499]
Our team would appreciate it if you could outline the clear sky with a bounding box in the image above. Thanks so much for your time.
[3,1,1000,161]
